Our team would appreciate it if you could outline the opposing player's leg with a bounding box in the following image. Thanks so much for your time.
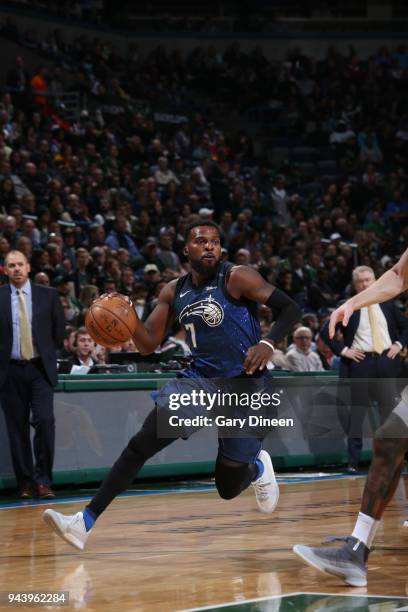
[43,407,178,550]
[293,402,408,586]
[216,438,279,513]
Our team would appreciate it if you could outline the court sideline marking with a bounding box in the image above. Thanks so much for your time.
[0,471,401,511]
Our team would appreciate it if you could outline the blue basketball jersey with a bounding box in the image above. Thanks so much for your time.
[173,262,261,378]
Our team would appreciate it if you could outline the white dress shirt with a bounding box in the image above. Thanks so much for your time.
[350,305,393,352]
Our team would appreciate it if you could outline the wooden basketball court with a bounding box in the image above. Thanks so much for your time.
[1,474,408,611]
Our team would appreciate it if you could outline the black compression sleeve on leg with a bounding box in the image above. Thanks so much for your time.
[215,454,257,500]
[88,408,177,517]
[264,288,301,344]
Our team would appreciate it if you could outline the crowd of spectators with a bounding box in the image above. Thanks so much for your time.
[1,17,408,371]
[0,1,381,33]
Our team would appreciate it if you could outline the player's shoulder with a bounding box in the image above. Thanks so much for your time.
[227,264,262,285]
[161,275,187,301]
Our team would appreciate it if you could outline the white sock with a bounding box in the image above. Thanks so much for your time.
[351,512,379,549]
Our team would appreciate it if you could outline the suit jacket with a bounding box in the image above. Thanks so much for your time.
[0,282,65,388]
[320,299,408,377]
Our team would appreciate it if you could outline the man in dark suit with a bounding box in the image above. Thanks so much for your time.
[0,250,65,498]
[320,265,408,471]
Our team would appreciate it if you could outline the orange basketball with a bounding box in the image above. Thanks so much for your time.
[85,294,138,348]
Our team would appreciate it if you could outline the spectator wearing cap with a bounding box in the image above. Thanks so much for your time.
[105,215,139,260]
[286,327,324,372]
[198,207,214,221]
[143,263,161,287]
[221,247,229,262]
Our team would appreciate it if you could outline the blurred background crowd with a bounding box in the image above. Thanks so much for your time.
[1,8,408,372]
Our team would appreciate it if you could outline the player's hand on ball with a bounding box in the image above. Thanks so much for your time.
[99,292,132,304]
[244,343,274,375]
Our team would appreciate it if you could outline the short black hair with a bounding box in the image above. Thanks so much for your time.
[184,220,221,242]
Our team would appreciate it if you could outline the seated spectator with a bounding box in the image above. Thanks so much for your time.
[105,215,139,260]
[79,284,99,312]
[154,156,180,188]
[58,325,77,359]
[68,327,95,372]
[286,327,324,372]
[55,274,82,324]
[156,229,183,274]
[315,334,340,371]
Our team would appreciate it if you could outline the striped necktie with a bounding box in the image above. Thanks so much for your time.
[17,289,34,360]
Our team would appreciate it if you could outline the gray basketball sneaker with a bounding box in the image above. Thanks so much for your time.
[293,536,369,587]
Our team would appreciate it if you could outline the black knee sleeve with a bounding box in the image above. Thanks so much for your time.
[127,407,176,460]
[215,455,257,500]
[88,408,176,517]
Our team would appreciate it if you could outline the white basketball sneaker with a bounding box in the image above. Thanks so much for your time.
[43,509,90,551]
[251,449,280,513]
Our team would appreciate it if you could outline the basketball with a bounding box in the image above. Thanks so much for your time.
[85,294,138,348]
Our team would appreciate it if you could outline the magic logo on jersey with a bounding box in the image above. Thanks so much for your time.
[179,295,224,327]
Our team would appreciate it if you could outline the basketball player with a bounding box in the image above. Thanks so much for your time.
[43,221,301,550]
[294,245,408,587]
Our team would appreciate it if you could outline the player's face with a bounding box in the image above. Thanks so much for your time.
[186,227,222,276]
[4,252,30,288]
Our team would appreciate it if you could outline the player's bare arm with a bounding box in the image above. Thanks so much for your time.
[329,246,408,338]
[228,266,301,374]
[130,281,177,354]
